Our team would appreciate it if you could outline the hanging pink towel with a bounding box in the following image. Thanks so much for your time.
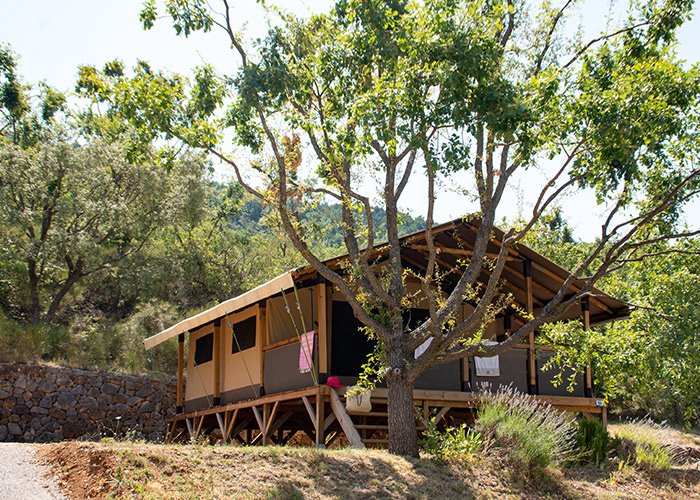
[299,330,316,374]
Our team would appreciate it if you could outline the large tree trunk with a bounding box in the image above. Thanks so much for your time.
[386,372,419,457]
[43,265,83,324]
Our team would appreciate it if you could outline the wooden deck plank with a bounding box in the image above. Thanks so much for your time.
[170,386,605,424]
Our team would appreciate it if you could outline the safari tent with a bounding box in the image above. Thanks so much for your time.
[144,217,629,447]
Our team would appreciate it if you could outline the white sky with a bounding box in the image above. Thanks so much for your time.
[2,0,698,240]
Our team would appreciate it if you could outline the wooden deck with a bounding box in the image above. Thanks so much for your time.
[165,385,607,448]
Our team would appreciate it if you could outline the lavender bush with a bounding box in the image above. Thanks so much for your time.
[475,386,576,469]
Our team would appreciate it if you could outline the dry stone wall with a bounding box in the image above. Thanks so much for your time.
[0,363,176,443]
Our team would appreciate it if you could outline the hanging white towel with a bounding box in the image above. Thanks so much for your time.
[474,341,500,377]
[414,337,433,359]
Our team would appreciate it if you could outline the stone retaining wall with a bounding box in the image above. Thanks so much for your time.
[0,363,176,443]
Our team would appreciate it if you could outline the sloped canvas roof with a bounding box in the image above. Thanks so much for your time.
[144,216,630,349]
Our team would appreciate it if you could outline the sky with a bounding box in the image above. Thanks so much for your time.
[2,0,699,240]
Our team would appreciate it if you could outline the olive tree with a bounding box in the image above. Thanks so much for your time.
[0,45,207,324]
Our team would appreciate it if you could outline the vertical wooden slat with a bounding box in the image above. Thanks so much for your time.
[177,333,184,413]
[213,319,222,406]
[581,297,593,397]
[259,304,267,392]
[524,259,537,394]
[317,283,329,381]
[327,286,333,375]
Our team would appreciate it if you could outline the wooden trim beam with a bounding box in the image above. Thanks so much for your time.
[258,306,266,392]
[317,283,329,380]
[213,319,222,405]
[582,297,593,398]
[410,244,515,261]
[262,336,299,351]
[177,334,184,413]
[524,260,537,394]
[460,357,470,392]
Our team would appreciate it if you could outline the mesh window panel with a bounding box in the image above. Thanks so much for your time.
[194,332,213,365]
[231,316,257,353]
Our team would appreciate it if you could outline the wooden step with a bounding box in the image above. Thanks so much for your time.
[362,438,389,444]
[355,424,388,430]
[347,411,388,416]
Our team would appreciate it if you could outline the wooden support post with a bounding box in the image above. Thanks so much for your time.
[434,406,451,425]
[302,395,317,429]
[185,418,194,441]
[177,334,185,413]
[329,388,365,448]
[581,297,593,398]
[225,408,239,443]
[216,412,226,441]
[601,405,608,429]
[252,405,264,433]
[316,392,325,447]
[213,319,222,406]
[460,358,470,392]
[317,283,329,382]
[524,260,537,395]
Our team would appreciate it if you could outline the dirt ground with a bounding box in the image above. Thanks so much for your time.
[38,441,700,500]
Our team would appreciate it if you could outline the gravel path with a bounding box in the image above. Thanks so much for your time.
[0,443,66,500]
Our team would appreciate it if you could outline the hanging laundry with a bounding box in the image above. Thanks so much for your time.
[474,340,500,377]
[414,336,433,359]
[299,330,316,374]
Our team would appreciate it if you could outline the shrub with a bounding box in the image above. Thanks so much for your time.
[0,316,45,364]
[575,418,615,466]
[475,386,576,470]
[420,417,485,460]
[613,418,678,470]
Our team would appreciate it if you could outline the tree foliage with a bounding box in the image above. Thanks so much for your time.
[0,45,209,324]
[69,0,700,455]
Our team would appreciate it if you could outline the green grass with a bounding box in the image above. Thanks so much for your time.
[610,418,678,470]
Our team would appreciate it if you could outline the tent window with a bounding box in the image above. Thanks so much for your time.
[232,316,256,353]
[194,333,213,365]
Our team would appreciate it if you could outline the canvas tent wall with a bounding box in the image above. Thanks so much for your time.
[144,216,630,413]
